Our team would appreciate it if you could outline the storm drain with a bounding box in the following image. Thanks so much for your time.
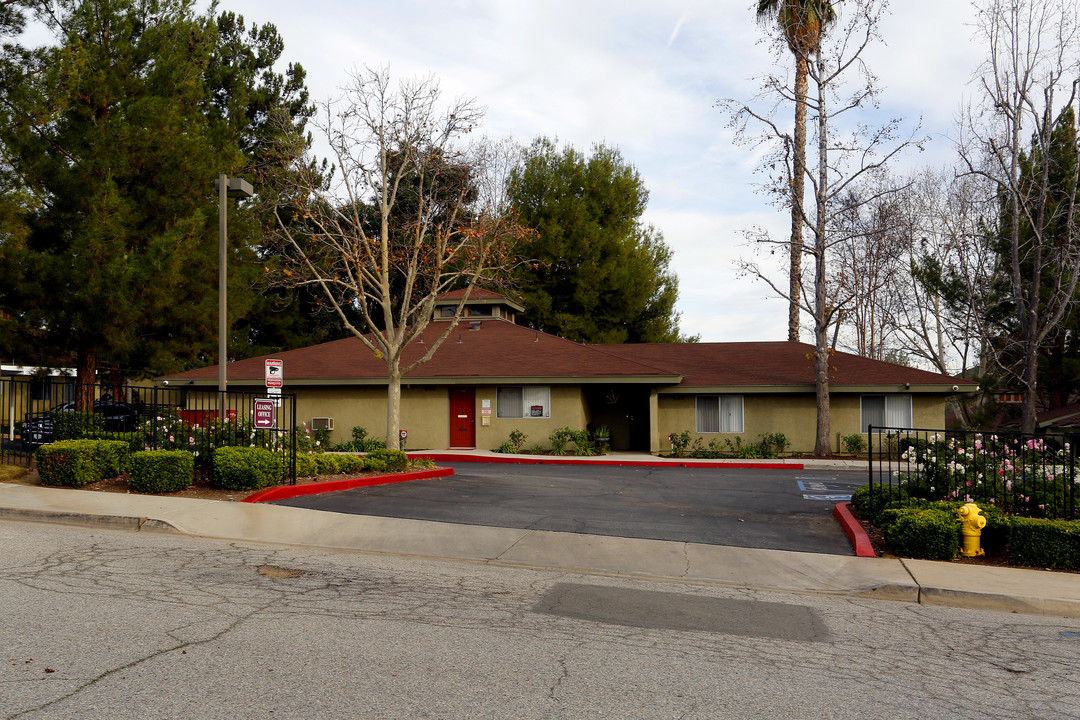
[533,583,829,642]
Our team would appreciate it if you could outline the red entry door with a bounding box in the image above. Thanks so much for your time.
[449,387,476,448]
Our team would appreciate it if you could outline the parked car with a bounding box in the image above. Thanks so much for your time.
[21,400,139,452]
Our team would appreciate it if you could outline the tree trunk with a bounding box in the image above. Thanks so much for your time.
[788,55,809,342]
[385,365,402,449]
[814,323,832,456]
[1020,332,1039,434]
[812,49,832,457]
[75,347,96,413]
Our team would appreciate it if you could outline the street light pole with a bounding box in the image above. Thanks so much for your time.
[215,174,254,409]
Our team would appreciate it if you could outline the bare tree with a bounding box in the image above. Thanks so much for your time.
[721,0,924,454]
[884,167,999,380]
[828,169,910,360]
[958,0,1080,433]
[266,68,531,446]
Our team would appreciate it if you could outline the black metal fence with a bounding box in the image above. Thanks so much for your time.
[868,426,1078,520]
[1,378,296,484]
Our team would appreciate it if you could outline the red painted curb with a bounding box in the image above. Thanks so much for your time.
[407,453,803,470]
[834,501,876,557]
[242,467,454,504]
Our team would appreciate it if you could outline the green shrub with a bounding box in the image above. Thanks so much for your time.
[92,440,132,478]
[51,409,104,441]
[667,430,691,457]
[333,426,386,453]
[1006,516,1080,570]
[363,447,408,473]
[408,457,437,470]
[570,429,593,456]
[314,454,342,475]
[843,433,867,455]
[548,427,575,456]
[211,446,283,491]
[337,454,365,474]
[129,450,194,493]
[294,453,319,478]
[881,508,959,560]
[83,430,145,452]
[495,441,517,454]
[35,441,101,487]
[35,439,130,486]
[759,432,790,457]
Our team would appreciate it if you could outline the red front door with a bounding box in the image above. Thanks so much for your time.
[449,387,476,448]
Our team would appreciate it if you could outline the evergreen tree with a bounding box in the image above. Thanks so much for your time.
[0,0,310,400]
[507,138,686,344]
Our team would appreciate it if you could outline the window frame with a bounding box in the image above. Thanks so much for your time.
[695,395,744,434]
[860,394,913,431]
[496,386,551,419]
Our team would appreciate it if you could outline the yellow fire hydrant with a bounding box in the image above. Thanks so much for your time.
[957,503,986,557]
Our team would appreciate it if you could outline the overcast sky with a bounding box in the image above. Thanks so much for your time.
[207,0,981,342]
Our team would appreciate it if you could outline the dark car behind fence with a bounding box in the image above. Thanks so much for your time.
[868,425,1078,520]
[1,378,296,484]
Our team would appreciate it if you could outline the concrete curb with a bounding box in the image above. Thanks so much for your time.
[243,467,454,503]
[0,506,181,534]
[407,452,804,470]
[833,502,876,557]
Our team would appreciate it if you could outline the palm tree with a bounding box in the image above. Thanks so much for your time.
[756,0,836,342]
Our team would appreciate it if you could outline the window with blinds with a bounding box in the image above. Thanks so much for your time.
[496,386,551,418]
[695,395,744,433]
[860,394,912,430]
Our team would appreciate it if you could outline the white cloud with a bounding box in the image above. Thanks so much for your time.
[202,0,979,342]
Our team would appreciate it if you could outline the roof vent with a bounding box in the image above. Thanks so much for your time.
[469,321,482,330]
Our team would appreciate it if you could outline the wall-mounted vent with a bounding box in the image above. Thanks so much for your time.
[311,417,335,431]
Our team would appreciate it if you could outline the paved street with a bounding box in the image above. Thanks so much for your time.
[276,463,864,555]
[3,520,1078,720]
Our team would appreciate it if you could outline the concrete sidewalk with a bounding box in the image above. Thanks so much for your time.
[2,480,1078,618]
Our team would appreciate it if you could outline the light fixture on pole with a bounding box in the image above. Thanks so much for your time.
[216,174,254,399]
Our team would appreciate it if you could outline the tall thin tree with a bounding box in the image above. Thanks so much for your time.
[756,0,836,342]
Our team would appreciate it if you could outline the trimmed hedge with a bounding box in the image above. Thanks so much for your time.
[1006,516,1080,570]
[35,439,131,487]
[211,446,283,491]
[36,441,100,487]
[363,448,408,473]
[880,508,960,561]
[93,440,132,478]
[129,450,194,493]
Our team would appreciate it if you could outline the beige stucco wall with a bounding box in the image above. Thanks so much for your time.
[474,385,588,451]
[292,384,587,450]
[657,392,950,455]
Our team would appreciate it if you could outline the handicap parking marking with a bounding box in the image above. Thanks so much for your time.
[798,479,861,501]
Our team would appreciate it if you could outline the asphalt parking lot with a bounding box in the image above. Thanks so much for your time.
[274,462,866,555]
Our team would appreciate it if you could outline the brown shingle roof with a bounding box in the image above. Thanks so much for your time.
[163,320,677,384]
[163,325,972,391]
[593,341,974,389]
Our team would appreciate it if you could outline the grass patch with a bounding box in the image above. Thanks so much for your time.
[0,464,28,482]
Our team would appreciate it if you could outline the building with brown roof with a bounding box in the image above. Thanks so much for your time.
[161,293,977,454]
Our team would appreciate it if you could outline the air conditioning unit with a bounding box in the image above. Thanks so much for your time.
[311,417,334,431]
